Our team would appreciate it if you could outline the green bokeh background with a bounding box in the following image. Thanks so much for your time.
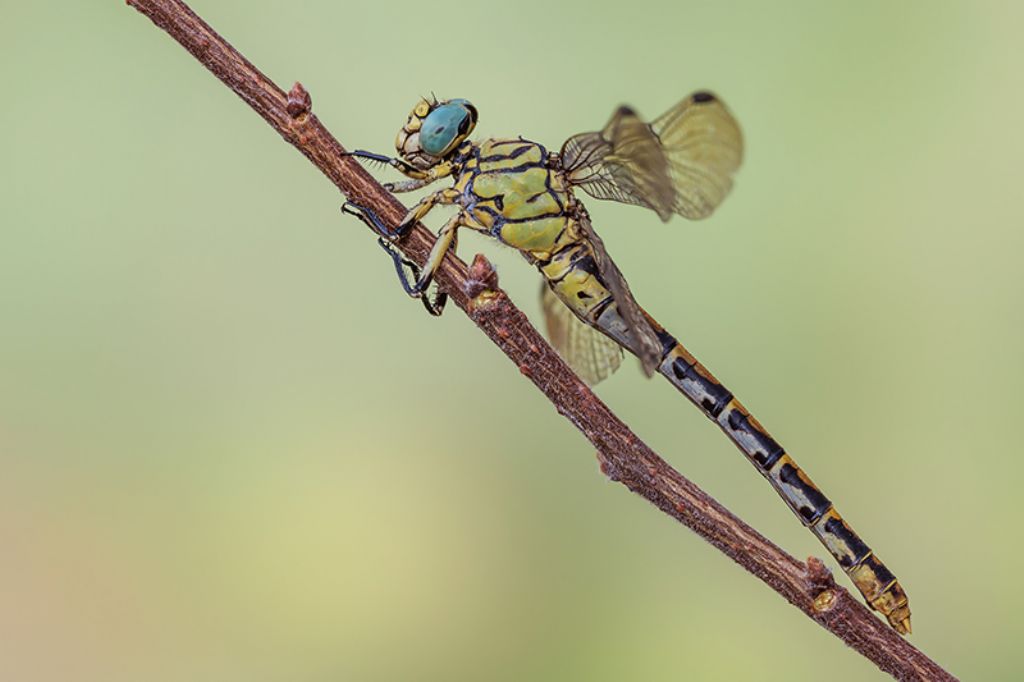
[2,2,1021,680]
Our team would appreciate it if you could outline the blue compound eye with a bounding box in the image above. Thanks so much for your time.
[420,100,476,156]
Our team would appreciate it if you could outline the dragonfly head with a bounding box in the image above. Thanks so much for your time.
[395,97,478,169]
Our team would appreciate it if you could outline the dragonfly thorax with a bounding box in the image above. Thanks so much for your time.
[395,97,478,170]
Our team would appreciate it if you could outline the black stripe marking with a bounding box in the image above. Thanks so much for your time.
[540,248,583,283]
[473,205,503,222]
[475,161,546,176]
[552,224,567,246]
[543,164,566,213]
[726,410,785,469]
[479,144,535,161]
[488,139,532,148]
[672,358,733,417]
[777,462,831,523]
[823,516,871,568]
[495,211,569,224]
[589,295,616,320]
[655,328,678,359]
[572,254,599,276]
[859,554,896,586]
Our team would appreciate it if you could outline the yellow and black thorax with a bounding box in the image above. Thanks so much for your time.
[453,138,582,263]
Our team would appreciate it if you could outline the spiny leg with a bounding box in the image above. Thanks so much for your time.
[342,150,456,191]
[377,238,448,316]
[342,150,427,179]
[340,200,404,240]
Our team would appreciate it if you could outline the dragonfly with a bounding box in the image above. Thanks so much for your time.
[342,93,912,635]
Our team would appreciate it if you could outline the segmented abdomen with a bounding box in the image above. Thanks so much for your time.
[540,240,912,634]
[657,335,910,632]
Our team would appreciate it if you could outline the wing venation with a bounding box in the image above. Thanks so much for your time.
[561,91,743,221]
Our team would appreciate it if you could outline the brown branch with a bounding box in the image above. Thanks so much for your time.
[125,2,956,680]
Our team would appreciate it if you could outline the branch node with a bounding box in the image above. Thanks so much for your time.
[286,81,312,118]
[806,555,836,590]
[805,555,841,615]
[464,253,501,306]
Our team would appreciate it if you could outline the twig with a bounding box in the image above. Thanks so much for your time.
[125,2,956,679]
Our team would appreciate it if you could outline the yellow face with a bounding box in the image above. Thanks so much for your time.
[394,97,477,169]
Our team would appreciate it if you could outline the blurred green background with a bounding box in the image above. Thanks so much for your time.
[2,1,1021,679]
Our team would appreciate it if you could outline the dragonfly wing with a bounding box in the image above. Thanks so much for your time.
[561,106,676,221]
[652,91,743,220]
[577,212,663,376]
[561,91,742,221]
[541,282,623,385]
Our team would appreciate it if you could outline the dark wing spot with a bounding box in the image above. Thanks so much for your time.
[692,91,716,103]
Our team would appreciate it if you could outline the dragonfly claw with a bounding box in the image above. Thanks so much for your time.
[375,237,447,316]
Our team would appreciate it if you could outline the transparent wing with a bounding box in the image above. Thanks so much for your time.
[541,283,623,385]
[561,106,676,221]
[577,211,663,376]
[652,91,743,219]
[561,91,743,221]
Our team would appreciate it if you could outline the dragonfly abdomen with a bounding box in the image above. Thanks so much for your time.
[654,325,912,634]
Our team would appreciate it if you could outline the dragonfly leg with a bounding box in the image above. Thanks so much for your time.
[406,210,462,295]
[385,177,436,193]
[376,238,448,316]
[341,201,405,240]
[340,186,461,239]
[393,187,461,235]
[341,200,461,316]
[342,150,456,192]
[342,150,428,179]
[374,211,461,316]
